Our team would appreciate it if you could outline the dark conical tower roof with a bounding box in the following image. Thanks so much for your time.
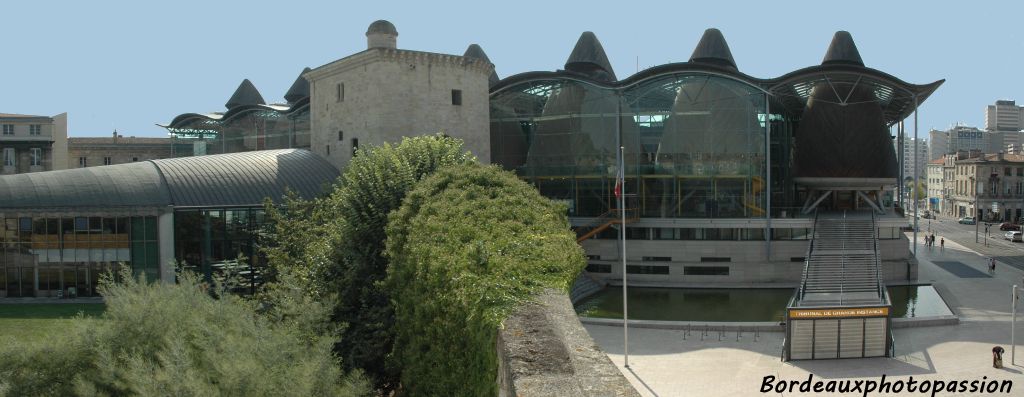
[284,67,312,103]
[689,28,737,71]
[225,79,266,109]
[564,31,616,82]
[464,44,500,86]
[822,31,864,66]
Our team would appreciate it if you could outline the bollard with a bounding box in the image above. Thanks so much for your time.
[755,329,760,342]
[737,329,742,342]
[683,325,689,340]
[719,327,725,341]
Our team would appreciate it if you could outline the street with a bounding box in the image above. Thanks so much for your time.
[909,213,1024,272]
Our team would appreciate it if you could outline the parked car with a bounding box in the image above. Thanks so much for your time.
[958,217,976,225]
[1005,231,1023,242]
[1000,222,1021,231]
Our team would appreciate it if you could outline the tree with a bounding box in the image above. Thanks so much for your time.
[262,134,475,390]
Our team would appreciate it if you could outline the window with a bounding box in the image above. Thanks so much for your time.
[684,266,729,276]
[103,156,112,165]
[642,256,672,262]
[586,264,611,273]
[325,145,330,156]
[351,138,359,156]
[626,265,669,275]
[336,83,345,102]
[3,148,14,166]
[29,124,41,135]
[30,148,41,166]
[1,124,12,135]
[700,257,731,262]
[79,156,87,167]
[132,156,139,162]
[790,257,806,262]
[586,254,601,260]
[337,130,343,141]
[451,89,462,106]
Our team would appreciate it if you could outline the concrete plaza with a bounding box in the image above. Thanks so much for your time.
[584,235,1024,396]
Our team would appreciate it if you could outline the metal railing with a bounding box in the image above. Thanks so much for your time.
[872,211,885,302]
[797,209,819,302]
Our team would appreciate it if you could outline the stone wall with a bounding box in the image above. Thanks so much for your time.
[497,289,639,396]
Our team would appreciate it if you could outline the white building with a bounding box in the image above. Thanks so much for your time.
[986,99,1024,132]
[897,137,929,180]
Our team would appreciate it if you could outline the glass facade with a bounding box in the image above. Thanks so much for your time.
[174,208,265,293]
[491,73,770,219]
[166,106,311,157]
[0,216,152,298]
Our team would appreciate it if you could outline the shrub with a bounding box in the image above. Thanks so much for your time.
[384,164,585,396]
[0,270,370,397]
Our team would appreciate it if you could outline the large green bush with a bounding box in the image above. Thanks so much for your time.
[0,270,369,397]
[385,164,586,396]
[262,134,475,389]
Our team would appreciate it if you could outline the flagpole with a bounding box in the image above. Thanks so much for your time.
[620,145,629,368]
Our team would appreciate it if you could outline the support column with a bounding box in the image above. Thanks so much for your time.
[158,209,175,284]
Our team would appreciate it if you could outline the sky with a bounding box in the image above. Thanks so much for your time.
[2,0,1021,138]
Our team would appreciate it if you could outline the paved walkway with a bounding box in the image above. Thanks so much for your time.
[584,235,1024,396]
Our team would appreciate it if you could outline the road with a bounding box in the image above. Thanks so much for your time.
[907,214,1024,272]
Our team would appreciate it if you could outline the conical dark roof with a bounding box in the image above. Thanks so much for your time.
[822,31,864,66]
[464,44,500,86]
[564,32,616,82]
[689,28,737,70]
[284,67,311,103]
[225,79,266,109]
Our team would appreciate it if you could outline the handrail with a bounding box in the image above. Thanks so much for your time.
[889,329,896,357]
[574,208,640,243]
[780,337,787,362]
[871,210,885,303]
[839,210,846,304]
[797,209,818,302]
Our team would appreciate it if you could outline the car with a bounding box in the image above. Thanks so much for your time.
[1005,231,1023,242]
[999,222,1021,231]
[959,217,976,225]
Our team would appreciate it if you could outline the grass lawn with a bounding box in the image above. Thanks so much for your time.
[0,304,105,344]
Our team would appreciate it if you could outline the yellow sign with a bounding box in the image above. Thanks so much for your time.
[788,307,889,319]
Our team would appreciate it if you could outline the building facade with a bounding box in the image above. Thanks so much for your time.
[897,137,929,182]
[490,29,942,285]
[0,113,68,174]
[949,152,1024,222]
[986,100,1024,132]
[68,132,190,168]
[926,159,944,213]
[304,21,493,170]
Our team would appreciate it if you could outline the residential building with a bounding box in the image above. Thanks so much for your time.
[0,113,68,174]
[985,99,1024,132]
[949,152,1024,222]
[68,132,190,168]
[897,137,929,180]
[928,129,948,160]
[926,158,944,213]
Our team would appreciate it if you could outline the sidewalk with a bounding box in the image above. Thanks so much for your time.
[583,234,1024,396]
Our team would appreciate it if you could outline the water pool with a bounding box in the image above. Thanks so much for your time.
[575,285,952,322]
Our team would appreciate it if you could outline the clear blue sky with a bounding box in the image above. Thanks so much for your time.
[2,0,1020,137]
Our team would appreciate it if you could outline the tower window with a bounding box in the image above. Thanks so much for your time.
[338,130,343,141]
[326,145,330,156]
[337,83,345,102]
[351,138,359,156]
[451,89,462,106]
[103,156,112,165]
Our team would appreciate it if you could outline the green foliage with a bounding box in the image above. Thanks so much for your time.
[262,134,475,389]
[0,270,370,397]
[385,164,586,396]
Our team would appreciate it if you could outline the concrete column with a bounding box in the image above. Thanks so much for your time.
[158,209,175,284]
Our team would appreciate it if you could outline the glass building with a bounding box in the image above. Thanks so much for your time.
[0,149,337,298]
[161,70,312,157]
[490,29,943,282]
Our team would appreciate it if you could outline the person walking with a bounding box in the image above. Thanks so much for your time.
[993,346,1005,368]
[989,257,997,274]
[940,237,944,251]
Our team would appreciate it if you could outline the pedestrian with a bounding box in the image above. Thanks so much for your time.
[940,237,944,251]
[993,346,1005,368]
[990,257,997,274]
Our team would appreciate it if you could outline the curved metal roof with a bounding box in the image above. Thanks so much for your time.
[161,96,309,129]
[0,149,337,210]
[564,31,616,82]
[491,30,943,127]
[285,67,312,103]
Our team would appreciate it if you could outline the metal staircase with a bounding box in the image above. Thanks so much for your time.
[796,210,886,307]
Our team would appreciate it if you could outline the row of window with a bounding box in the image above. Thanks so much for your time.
[2,148,44,167]
[585,263,730,276]
[1,124,42,135]
[590,227,903,241]
[77,156,141,167]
